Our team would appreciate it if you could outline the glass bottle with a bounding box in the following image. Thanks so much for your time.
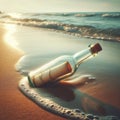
[28,43,102,87]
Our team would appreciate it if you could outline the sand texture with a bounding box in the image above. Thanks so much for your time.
[0,24,65,120]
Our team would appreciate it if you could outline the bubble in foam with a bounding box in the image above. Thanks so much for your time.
[21,83,24,86]
[19,78,120,120]
[74,109,81,113]
[94,116,99,120]
[26,89,29,92]
[86,114,94,120]
[66,110,72,115]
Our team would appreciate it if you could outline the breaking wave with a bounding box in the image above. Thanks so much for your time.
[0,12,120,42]
[102,13,120,18]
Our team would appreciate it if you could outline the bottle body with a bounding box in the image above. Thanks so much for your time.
[28,55,76,87]
[28,43,102,87]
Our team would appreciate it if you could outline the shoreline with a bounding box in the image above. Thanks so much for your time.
[1,22,120,43]
[0,24,65,120]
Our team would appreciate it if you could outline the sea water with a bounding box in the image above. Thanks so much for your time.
[0,12,120,41]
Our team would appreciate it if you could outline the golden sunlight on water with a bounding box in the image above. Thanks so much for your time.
[4,24,19,50]
[8,13,22,19]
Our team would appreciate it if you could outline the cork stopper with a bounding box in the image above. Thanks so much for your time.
[90,43,102,54]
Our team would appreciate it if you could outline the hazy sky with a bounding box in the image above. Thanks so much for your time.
[0,0,120,13]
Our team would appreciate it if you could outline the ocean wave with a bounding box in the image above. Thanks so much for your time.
[75,13,96,17]
[24,19,120,41]
[0,13,120,42]
[53,13,73,16]
[102,13,120,18]
[31,13,73,17]
[0,14,13,19]
[38,13,96,17]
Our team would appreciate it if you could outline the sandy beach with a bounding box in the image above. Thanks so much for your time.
[0,22,120,120]
[0,24,65,120]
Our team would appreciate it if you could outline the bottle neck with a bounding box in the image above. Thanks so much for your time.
[73,47,94,67]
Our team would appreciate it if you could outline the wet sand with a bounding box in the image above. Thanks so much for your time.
[14,24,120,111]
[0,24,65,120]
[0,23,120,120]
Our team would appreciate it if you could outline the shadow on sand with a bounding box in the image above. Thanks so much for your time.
[36,76,120,118]
[19,75,120,119]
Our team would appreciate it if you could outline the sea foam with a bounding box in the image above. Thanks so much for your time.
[19,77,119,120]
